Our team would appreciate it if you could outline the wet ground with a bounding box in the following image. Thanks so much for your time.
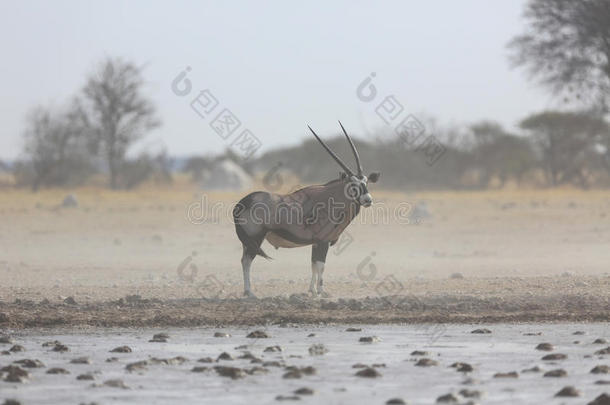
[1,323,609,404]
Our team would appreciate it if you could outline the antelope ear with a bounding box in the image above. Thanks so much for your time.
[368,172,380,183]
[340,172,348,180]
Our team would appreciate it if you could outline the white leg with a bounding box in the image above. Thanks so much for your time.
[309,262,318,296]
[241,249,255,297]
[313,261,325,297]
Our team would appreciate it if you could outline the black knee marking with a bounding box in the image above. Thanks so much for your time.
[311,241,329,263]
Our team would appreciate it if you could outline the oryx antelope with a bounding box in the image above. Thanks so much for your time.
[233,122,380,297]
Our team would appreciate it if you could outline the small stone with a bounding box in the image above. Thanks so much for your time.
[9,345,25,352]
[42,340,61,347]
[70,356,91,364]
[103,379,129,389]
[535,343,554,351]
[386,398,406,405]
[214,332,230,338]
[106,357,119,362]
[456,363,474,372]
[436,393,459,403]
[3,401,21,405]
[191,366,209,373]
[573,331,585,335]
[52,343,69,352]
[197,357,214,363]
[493,371,518,378]
[542,353,566,360]
[471,328,492,334]
[450,272,464,279]
[283,369,302,379]
[214,366,244,379]
[47,367,70,374]
[588,393,610,405]
[14,359,44,368]
[125,360,148,372]
[63,296,77,305]
[263,361,283,367]
[307,333,316,337]
[0,336,14,344]
[555,386,580,397]
[594,338,608,344]
[522,366,542,373]
[459,389,481,398]
[308,344,328,355]
[77,373,95,380]
[595,346,610,355]
[217,352,234,361]
[264,345,283,353]
[245,366,269,375]
[1,365,29,377]
[359,336,380,343]
[594,380,610,385]
[345,327,362,332]
[275,395,300,401]
[300,366,316,375]
[544,369,567,377]
[591,365,610,374]
[110,346,132,353]
[415,358,438,367]
[149,337,167,343]
[355,367,381,378]
[246,330,269,338]
[294,387,314,395]
[152,333,169,340]
[410,350,428,356]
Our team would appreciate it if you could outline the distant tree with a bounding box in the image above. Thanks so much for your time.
[79,57,160,189]
[519,111,608,187]
[508,0,610,111]
[17,104,93,190]
[468,121,535,187]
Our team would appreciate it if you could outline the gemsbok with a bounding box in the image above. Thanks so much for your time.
[233,122,380,297]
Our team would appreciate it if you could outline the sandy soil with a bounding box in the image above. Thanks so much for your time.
[1,182,609,327]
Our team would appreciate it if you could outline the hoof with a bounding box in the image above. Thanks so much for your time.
[243,291,258,299]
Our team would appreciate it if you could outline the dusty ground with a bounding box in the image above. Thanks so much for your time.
[1,181,609,327]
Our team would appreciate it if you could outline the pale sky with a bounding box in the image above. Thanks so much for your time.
[0,0,556,161]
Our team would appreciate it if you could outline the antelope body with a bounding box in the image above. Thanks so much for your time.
[233,122,380,297]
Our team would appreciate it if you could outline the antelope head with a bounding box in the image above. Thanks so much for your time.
[308,122,380,207]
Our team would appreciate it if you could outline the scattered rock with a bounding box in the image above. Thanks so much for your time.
[535,343,554,351]
[544,369,567,377]
[214,366,245,379]
[264,345,283,353]
[63,296,77,305]
[300,366,316,375]
[70,356,91,364]
[294,387,314,396]
[246,330,269,339]
[150,356,187,366]
[191,366,209,373]
[457,363,474,372]
[102,379,129,389]
[415,358,438,367]
[355,367,381,378]
[542,353,566,361]
[52,343,69,352]
[308,344,328,356]
[77,373,95,380]
[591,365,610,374]
[149,336,167,343]
[152,333,169,340]
[573,331,585,335]
[459,389,482,398]
[471,328,492,334]
[410,350,428,356]
[523,332,542,336]
[283,369,302,379]
[594,338,609,344]
[42,340,61,347]
[307,333,316,337]
[110,346,132,353]
[126,360,148,372]
[595,346,610,355]
[2,400,21,405]
[9,345,25,352]
[555,386,580,397]
[106,357,119,363]
[275,395,300,401]
[522,366,542,373]
[214,332,231,338]
[197,357,214,363]
[594,380,610,385]
[386,398,406,405]
[0,336,14,344]
[345,327,362,332]
[493,371,518,378]
[587,393,610,405]
[217,352,234,361]
[245,366,269,375]
[47,367,70,374]
[263,361,283,368]
[359,336,380,343]
[14,359,44,368]
[436,393,459,403]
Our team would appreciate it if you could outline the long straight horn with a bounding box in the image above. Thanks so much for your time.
[308,125,354,176]
[338,121,363,176]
